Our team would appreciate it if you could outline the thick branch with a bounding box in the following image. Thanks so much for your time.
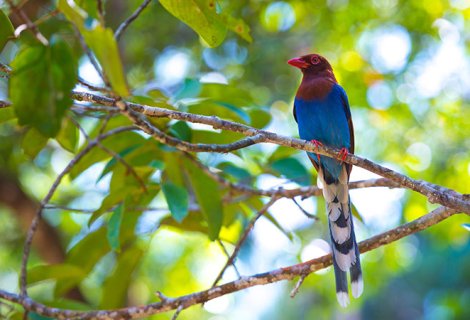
[0,206,459,319]
[70,91,470,214]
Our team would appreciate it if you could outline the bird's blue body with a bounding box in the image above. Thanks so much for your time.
[294,84,351,180]
[288,53,362,307]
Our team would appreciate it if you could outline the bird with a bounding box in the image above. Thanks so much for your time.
[287,53,362,307]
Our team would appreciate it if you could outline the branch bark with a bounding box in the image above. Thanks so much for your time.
[0,206,459,319]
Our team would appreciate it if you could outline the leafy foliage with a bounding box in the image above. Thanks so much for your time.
[9,39,77,137]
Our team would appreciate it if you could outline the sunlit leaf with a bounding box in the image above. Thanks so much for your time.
[100,245,144,308]
[225,16,252,42]
[160,211,208,234]
[55,228,110,297]
[28,264,86,284]
[249,108,272,129]
[56,117,78,152]
[159,0,227,47]
[10,39,77,137]
[21,128,48,158]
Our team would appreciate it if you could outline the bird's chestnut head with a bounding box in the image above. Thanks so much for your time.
[287,53,333,75]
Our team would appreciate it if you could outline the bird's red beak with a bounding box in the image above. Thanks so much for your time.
[287,57,309,69]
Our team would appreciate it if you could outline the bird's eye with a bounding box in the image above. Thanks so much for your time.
[311,56,321,65]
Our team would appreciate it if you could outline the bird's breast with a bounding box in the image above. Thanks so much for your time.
[296,77,336,101]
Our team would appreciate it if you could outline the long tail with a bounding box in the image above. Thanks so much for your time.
[319,165,363,307]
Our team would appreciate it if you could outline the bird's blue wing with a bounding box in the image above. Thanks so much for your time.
[294,84,353,181]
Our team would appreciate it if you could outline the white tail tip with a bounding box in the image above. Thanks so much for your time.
[352,276,364,298]
[337,291,350,308]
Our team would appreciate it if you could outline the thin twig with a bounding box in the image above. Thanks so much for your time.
[1,206,459,319]
[72,118,148,192]
[211,196,281,287]
[292,198,318,220]
[33,9,60,26]
[115,99,266,153]
[217,239,242,279]
[290,274,307,298]
[171,305,183,320]
[78,77,110,93]
[74,27,109,87]
[115,0,153,41]
[6,0,48,45]
[96,0,105,25]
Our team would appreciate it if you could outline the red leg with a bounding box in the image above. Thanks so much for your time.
[338,147,349,162]
[310,140,323,163]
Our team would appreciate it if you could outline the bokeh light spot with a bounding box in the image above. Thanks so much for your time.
[367,81,393,109]
[262,2,296,32]
[154,48,191,87]
[405,142,432,171]
[340,51,364,72]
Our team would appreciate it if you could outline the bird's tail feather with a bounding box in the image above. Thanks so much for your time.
[319,166,363,307]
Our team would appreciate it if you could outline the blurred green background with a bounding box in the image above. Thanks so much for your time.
[0,0,469,319]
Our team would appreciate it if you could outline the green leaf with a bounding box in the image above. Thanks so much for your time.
[225,16,252,42]
[55,228,110,297]
[58,0,129,96]
[100,246,144,309]
[268,146,298,163]
[70,131,147,179]
[10,39,77,137]
[56,117,78,152]
[162,182,189,222]
[27,264,86,284]
[159,0,227,47]
[218,162,252,182]
[0,107,15,123]
[21,128,49,158]
[184,158,223,240]
[271,157,310,186]
[169,121,192,142]
[249,108,272,129]
[160,210,208,234]
[191,130,245,145]
[97,144,142,182]
[107,204,124,252]
[0,9,14,51]
[351,202,364,223]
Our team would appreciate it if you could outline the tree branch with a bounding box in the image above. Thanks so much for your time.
[114,0,153,41]
[0,206,459,319]
[68,91,470,214]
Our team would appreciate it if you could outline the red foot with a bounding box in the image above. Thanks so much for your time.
[338,147,349,162]
[310,140,323,163]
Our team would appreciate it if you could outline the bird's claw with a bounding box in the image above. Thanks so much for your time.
[311,140,323,163]
[338,147,349,162]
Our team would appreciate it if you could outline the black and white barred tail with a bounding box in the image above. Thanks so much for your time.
[319,165,363,307]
